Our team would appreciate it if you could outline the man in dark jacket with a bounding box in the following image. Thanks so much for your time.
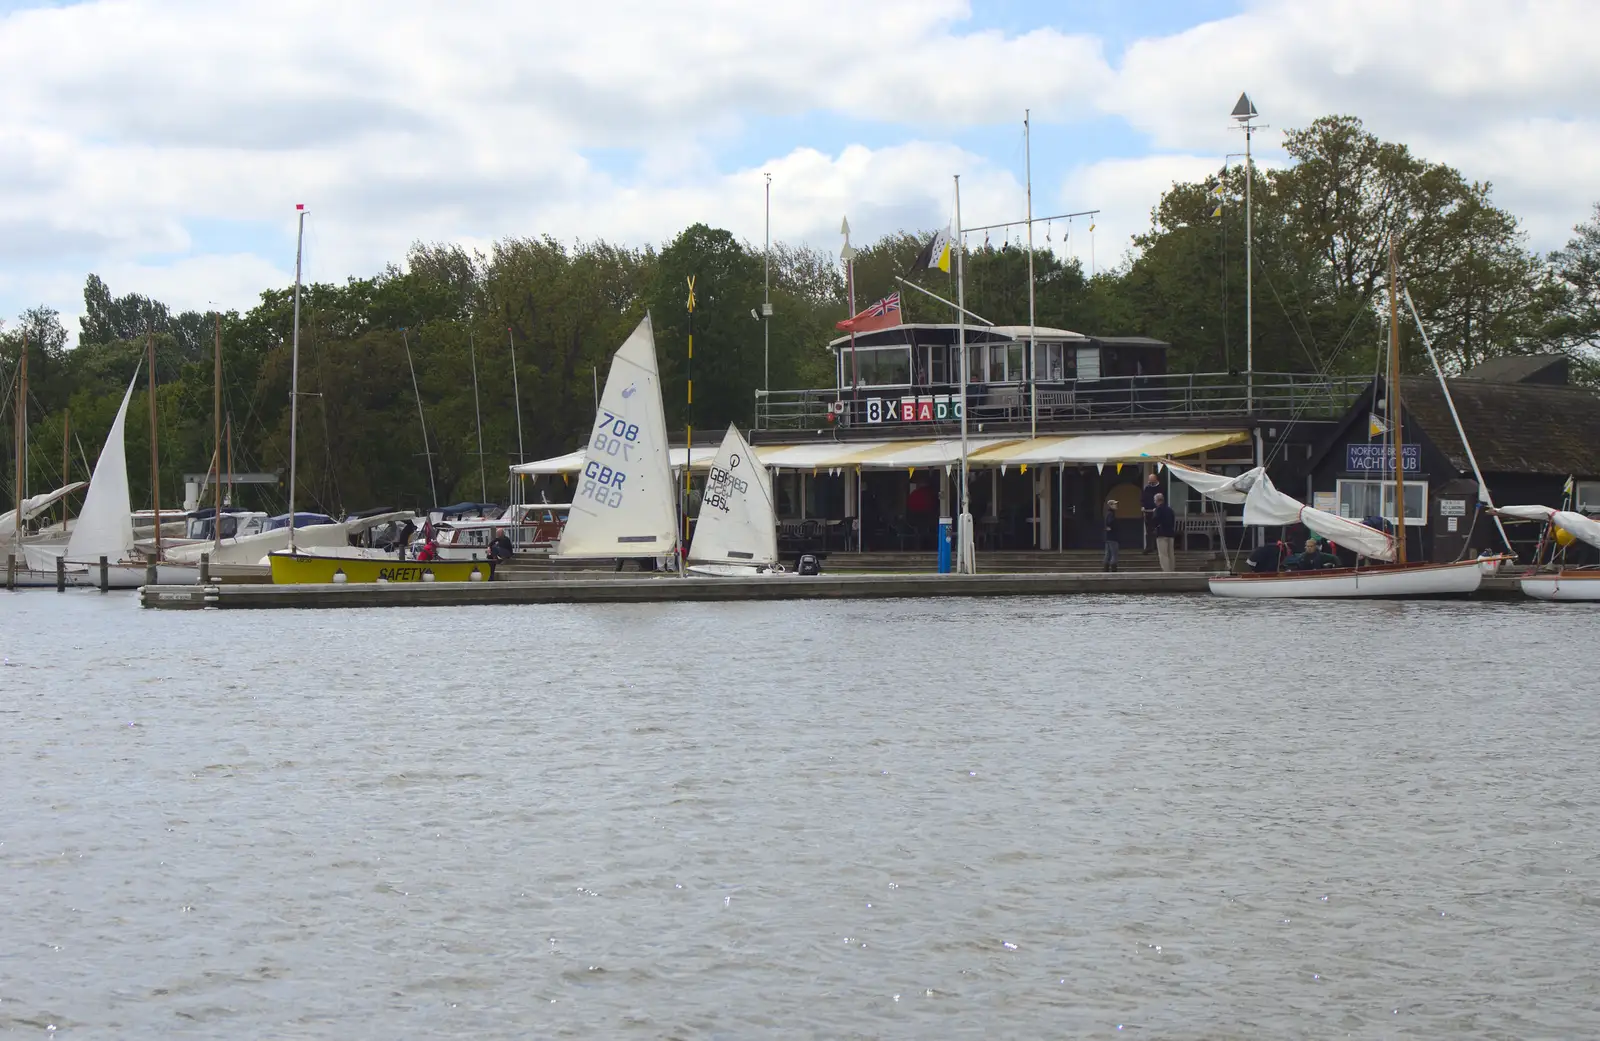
[1102,499,1119,572]
[1153,493,1177,571]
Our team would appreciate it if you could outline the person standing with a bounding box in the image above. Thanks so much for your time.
[1102,499,1119,572]
[1153,492,1177,572]
[1140,472,1161,553]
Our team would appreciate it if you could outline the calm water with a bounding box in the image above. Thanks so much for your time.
[2,593,1596,1039]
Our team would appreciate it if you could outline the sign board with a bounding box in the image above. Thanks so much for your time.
[865,395,962,424]
[1447,516,1459,532]
[1312,491,1338,513]
[1345,443,1421,474]
[1438,499,1467,516]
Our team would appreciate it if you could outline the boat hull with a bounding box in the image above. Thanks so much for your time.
[687,563,787,578]
[1520,572,1600,601]
[268,552,491,584]
[4,561,197,589]
[1209,559,1485,599]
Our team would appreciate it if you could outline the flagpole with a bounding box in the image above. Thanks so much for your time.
[763,172,771,392]
[1025,108,1037,441]
[507,326,525,464]
[842,218,858,413]
[955,174,974,574]
[684,276,696,571]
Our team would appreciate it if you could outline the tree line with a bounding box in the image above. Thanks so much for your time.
[4,115,1599,516]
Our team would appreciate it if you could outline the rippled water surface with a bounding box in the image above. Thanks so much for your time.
[2,592,1597,1038]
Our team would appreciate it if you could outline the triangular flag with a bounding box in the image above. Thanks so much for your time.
[1369,413,1388,437]
[1115,462,1123,473]
[1019,464,1027,474]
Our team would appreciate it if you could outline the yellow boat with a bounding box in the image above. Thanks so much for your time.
[268,551,492,585]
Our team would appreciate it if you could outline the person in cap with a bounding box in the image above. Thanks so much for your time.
[1103,498,1120,572]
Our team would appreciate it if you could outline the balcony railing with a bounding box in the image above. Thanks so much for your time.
[753,372,1367,432]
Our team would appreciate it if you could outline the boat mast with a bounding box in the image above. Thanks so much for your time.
[147,327,163,562]
[399,327,438,508]
[506,326,525,465]
[1025,109,1037,441]
[213,312,223,552]
[955,173,973,574]
[469,327,486,502]
[61,406,70,534]
[288,204,305,554]
[1389,241,1405,566]
[12,330,23,554]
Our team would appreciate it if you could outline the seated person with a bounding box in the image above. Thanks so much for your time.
[1246,540,1288,572]
[415,538,439,563]
[489,530,514,562]
[1289,537,1339,570]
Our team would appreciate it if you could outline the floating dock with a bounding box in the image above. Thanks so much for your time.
[139,571,1214,609]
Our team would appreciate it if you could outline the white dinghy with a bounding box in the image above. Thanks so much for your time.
[1491,505,1600,601]
[687,424,782,577]
[554,315,681,568]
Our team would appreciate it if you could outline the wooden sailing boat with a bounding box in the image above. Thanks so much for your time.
[1187,244,1496,598]
[267,206,488,584]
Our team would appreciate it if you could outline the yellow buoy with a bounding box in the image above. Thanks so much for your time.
[1554,526,1577,548]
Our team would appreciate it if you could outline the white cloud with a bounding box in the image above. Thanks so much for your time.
[0,0,1597,342]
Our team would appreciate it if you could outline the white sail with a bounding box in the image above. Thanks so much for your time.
[1493,504,1600,551]
[1243,471,1396,561]
[65,371,140,565]
[555,315,679,558]
[688,424,777,567]
[1166,461,1263,504]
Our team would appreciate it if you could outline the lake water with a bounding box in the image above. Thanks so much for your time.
[2,593,1596,1039]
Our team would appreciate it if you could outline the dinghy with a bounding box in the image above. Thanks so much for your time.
[687,424,783,576]
[1491,504,1600,601]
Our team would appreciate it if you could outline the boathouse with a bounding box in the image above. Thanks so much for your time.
[1301,354,1600,564]
[510,322,1365,564]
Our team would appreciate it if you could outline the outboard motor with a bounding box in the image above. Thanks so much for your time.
[796,553,821,576]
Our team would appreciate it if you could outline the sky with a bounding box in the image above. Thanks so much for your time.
[1,0,1597,342]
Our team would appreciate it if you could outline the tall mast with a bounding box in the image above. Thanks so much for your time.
[213,312,223,552]
[1389,241,1406,566]
[147,327,163,561]
[12,331,24,553]
[61,406,70,534]
[763,171,771,392]
[288,204,305,553]
[470,327,486,501]
[400,328,437,508]
[506,326,525,465]
[1025,109,1037,440]
[955,173,973,574]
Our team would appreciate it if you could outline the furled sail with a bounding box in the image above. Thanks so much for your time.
[64,370,140,565]
[1493,504,1600,551]
[1242,472,1397,561]
[1169,460,1396,561]
[688,424,777,567]
[0,482,87,539]
[555,315,679,558]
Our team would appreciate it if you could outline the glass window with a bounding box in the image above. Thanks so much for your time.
[986,345,1007,383]
[1076,346,1101,381]
[1336,479,1428,526]
[1006,344,1024,383]
[1577,481,1599,513]
[1037,343,1065,381]
[849,348,911,387]
[968,344,985,383]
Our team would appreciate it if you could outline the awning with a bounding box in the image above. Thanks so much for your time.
[511,446,718,476]
[510,430,1248,477]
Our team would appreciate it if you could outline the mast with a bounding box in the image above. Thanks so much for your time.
[685,276,696,571]
[955,173,973,574]
[470,327,486,502]
[61,406,70,533]
[1025,109,1037,440]
[288,203,305,553]
[507,326,525,464]
[147,327,163,561]
[225,416,234,508]
[12,331,23,553]
[399,328,437,508]
[1389,241,1405,565]
[763,171,771,392]
[213,312,222,552]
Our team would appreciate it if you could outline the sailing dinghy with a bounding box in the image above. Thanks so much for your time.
[553,314,680,568]
[687,424,782,576]
[1491,505,1600,601]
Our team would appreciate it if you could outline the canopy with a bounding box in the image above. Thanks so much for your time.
[510,429,1249,477]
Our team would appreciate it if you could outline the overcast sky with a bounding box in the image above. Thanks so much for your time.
[1,0,1595,340]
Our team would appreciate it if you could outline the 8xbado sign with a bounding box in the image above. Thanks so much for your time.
[865,396,964,424]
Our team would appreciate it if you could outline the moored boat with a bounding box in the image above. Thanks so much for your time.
[1210,557,1486,598]
[1490,504,1600,601]
[267,551,490,584]
[686,423,786,577]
